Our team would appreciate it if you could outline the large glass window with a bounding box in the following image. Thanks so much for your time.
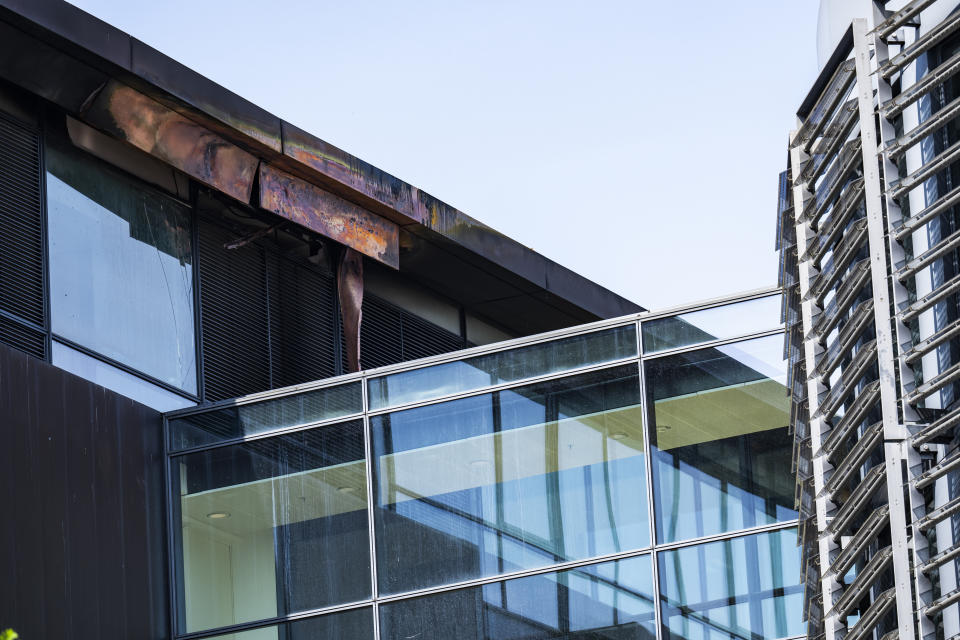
[371,365,650,595]
[646,335,795,543]
[203,607,374,639]
[642,294,782,353]
[171,420,370,634]
[658,528,803,640]
[168,381,363,451]
[46,140,196,392]
[368,324,638,410]
[379,555,656,640]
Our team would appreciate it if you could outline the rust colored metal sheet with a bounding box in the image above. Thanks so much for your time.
[259,164,400,269]
[281,121,427,226]
[338,248,364,373]
[82,81,258,202]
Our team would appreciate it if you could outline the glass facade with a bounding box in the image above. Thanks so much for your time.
[46,138,197,393]
[165,291,798,640]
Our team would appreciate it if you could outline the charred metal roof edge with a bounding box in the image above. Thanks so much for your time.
[0,0,644,318]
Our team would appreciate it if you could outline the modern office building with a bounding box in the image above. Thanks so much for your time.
[780,1,960,639]
[0,1,804,639]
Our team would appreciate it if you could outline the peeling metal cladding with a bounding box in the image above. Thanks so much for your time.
[259,163,400,269]
[281,121,427,225]
[129,39,283,155]
[81,81,258,203]
[0,20,108,113]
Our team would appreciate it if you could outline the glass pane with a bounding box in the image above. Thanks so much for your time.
[379,555,656,640]
[52,340,194,412]
[46,141,197,392]
[368,324,638,410]
[372,364,649,595]
[646,335,795,543]
[168,381,363,450]
[171,420,370,634]
[204,607,374,639]
[658,528,803,640]
[642,295,782,353]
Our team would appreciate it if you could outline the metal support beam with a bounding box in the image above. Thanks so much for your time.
[853,18,917,640]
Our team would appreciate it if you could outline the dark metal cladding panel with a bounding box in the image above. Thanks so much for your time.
[0,0,131,70]
[82,81,258,203]
[0,341,169,639]
[0,20,109,114]
[130,39,282,154]
[259,164,400,269]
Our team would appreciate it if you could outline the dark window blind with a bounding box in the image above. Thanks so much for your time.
[198,220,339,401]
[0,110,46,359]
[359,293,467,371]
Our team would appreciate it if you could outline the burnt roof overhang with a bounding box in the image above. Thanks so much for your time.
[0,0,643,331]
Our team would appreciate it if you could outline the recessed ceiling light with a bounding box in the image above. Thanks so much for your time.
[206,511,230,519]
[610,432,628,440]
[337,486,357,494]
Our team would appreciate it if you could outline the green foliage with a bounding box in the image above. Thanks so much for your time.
[0,629,18,640]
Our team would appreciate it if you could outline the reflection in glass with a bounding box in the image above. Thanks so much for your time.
[205,607,374,640]
[380,555,656,640]
[372,365,649,595]
[642,295,782,353]
[171,420,370,634]
[646,335,795,543]
[368,325,638,410]
[658,528,803,640]
[46,141,197,391]
[168,381,363,450]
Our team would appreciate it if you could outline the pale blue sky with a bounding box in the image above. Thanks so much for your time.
[67,0,821,310]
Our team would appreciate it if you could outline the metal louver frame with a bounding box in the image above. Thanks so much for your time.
[822,463,886,540]
[873,0,937,41]
[911,403,960,446]
[894,183,960,241]
[813,339,878,422]
[827,504,890,579]
[882,47,960,119]
[878,9,960,79]
[808,261,872,342]
[804,180,865,265]
[843,588,898,640]
[813,299,875,381]
[820,421,883,498]
[899,271,960,323]
[817,379,881,460]
[804,139,864,226]
[885,94,960,161]
[807,219,869,303]
[827,546,894,619]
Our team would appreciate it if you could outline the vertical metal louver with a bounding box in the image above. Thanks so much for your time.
[359,293,466,371]
[0,110,46,359]
[198,220,272,401]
